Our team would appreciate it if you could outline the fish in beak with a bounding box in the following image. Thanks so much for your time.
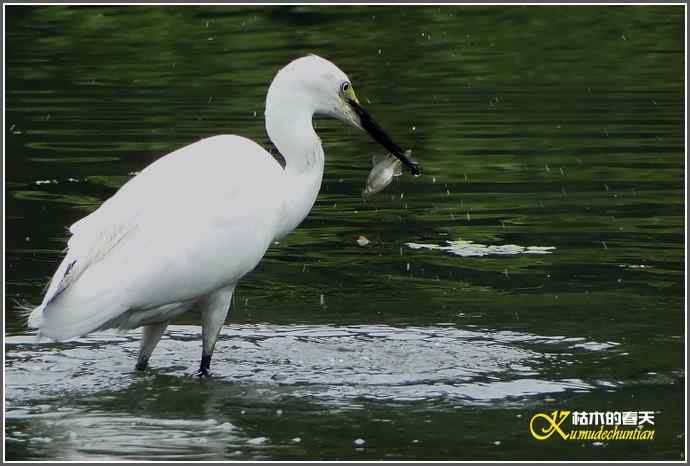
[362,151,406,196]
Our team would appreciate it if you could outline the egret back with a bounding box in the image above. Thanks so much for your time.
[29,135,286,339]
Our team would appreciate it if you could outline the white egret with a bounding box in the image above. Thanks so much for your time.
[27,55,420,376]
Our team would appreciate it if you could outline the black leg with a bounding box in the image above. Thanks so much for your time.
[136,322,168,373]
[196,354,212,377]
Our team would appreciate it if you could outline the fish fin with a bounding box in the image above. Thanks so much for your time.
[392,160,403,177]
[372,153,389,167]
[373,151,412,175]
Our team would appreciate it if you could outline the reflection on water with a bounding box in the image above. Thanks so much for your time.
[4,4,685,461]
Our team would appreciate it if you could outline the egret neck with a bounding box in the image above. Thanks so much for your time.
[265,94,325,239]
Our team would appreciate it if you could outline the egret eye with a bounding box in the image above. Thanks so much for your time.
[340,81,351,94]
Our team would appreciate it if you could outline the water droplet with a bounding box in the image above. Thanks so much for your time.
[355,235,370,247]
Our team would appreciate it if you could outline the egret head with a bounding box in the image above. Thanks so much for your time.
[268,55,420,175]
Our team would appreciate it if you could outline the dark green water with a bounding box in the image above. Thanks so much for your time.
[4,5,685,461]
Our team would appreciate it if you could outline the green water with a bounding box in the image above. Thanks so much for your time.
[4,5,685,461]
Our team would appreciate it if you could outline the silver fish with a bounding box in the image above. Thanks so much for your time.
[362,150,411,196]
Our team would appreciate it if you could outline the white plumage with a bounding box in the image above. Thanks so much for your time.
[28,54,418,375]
[31,136,279,334]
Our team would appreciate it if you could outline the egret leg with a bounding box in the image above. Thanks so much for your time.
[197,285,235,377]
[136,321,169,370]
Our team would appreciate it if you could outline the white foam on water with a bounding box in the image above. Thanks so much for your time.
[406,239,556,257]
[6,324,617,408]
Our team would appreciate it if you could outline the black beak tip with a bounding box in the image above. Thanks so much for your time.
[408,162,421,176]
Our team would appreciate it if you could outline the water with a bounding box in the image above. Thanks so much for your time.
[4,5,685,461]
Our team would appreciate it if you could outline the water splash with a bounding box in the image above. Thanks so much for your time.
[6,324,613,408]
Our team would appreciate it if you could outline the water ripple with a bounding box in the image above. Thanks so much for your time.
[6,324,614,407]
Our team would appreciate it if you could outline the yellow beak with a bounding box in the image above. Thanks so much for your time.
[344,86,359,104]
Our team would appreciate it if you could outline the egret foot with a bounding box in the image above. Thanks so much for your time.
[135,361,148,371]
[196,285,233,379]
[196,354,212,377]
